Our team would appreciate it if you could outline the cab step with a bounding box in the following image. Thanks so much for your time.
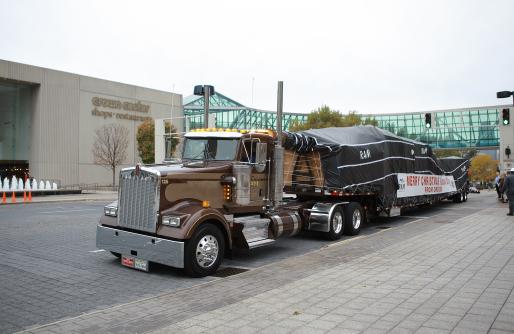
[247,238,275,249]
[234,215,271,242]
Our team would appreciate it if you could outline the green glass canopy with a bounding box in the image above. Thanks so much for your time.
[183,92,307,132]
[183,93,507,149]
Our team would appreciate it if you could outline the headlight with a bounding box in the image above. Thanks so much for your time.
[162,216,181,227]
[104,206,118,217]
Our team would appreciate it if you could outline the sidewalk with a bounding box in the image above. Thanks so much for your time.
[20,201,514,334]
[1,191,117,205]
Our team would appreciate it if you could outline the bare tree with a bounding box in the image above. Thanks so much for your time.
[92,124,129,189]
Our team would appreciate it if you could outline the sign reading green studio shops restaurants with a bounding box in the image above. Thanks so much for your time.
[90,96,152,122]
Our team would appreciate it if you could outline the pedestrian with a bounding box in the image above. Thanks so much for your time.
[501,168,514,216]
[499,173,506,202]
[495,172,501,198]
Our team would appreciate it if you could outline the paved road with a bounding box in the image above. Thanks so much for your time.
[0,191,499,333]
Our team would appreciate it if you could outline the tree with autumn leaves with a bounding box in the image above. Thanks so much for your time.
[469,154,498,185]
[289,106,377,131]
[136,120,179,164]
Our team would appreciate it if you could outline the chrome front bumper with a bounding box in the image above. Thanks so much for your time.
[96,225,184,269]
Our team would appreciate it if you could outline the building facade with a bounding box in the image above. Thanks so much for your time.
[3,59,510,185]
[0,59,182,186]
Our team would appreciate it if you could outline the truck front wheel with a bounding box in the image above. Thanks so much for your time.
[184,223,225,277]
[344,202,363,236]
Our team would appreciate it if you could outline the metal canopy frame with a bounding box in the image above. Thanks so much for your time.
[183,92,507,150]
[183,92,307,132]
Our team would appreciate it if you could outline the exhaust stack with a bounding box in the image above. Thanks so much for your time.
[272,81,284,206]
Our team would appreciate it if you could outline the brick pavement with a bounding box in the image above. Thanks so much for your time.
[18,197,514,334]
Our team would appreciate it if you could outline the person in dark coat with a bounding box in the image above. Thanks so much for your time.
[495,172,501,198]
[499,173,506,202]
[501,168,514,216]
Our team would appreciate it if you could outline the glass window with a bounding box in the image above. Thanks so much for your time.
[0,80,33,180]
[182,138,239,161]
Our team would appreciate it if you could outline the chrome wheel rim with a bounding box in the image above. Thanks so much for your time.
[195,234,219,268]
[332,212,343,234]
[353,209,361,229]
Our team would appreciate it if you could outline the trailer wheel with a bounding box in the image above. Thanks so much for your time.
[344,202,363,236]
[184,223,225,277]
[452,193,462,203]
[326,207,345,240]
[456,192,465,203]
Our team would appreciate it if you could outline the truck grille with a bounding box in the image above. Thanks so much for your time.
[117,167,160,233]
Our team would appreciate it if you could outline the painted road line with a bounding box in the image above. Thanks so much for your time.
[89,249,105,253]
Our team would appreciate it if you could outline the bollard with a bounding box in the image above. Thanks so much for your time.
[28,191,32,202]
[1,192,6,204]
[11,192,16,203]
[23,191,27,202]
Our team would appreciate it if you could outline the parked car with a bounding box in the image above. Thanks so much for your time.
[469,186,480,193]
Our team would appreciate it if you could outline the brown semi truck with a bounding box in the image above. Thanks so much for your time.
[96,126,469,277]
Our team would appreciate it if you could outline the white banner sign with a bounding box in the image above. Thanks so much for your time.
[396,173,456,198]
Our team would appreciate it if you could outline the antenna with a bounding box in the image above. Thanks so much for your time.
[171,83,175,134]
[251,77,255,107]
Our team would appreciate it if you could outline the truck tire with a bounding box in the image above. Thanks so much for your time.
[343,202,363,236]
[326,207,345,240]
[452,193,461,203]
[184,223,225,277]
[463,191,468,202]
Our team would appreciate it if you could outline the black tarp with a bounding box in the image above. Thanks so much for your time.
[438,156,470,191]
[284,126,468,206]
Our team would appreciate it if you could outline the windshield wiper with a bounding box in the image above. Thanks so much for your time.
[183,143,212,166]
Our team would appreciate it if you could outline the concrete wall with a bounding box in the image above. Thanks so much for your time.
[0,59,183,186]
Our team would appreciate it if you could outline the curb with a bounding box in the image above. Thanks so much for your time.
[0,197,117,206]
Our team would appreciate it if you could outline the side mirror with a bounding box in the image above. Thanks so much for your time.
[254,142,267,172]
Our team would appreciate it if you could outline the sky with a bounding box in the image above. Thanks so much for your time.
[1,0,514,115]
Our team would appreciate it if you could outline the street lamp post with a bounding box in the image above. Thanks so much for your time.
[497,90,514,172]
[497,91,514,125]
[194,85,215,128]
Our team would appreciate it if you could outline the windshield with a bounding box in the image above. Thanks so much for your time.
[182,138,239,161]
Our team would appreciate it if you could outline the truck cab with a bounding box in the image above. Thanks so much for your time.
[96,128,289,277]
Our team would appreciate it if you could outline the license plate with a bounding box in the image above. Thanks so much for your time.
[121,255,149,272]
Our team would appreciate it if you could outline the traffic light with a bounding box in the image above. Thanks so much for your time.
[502,108,510,125]
[424,113,432,128]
